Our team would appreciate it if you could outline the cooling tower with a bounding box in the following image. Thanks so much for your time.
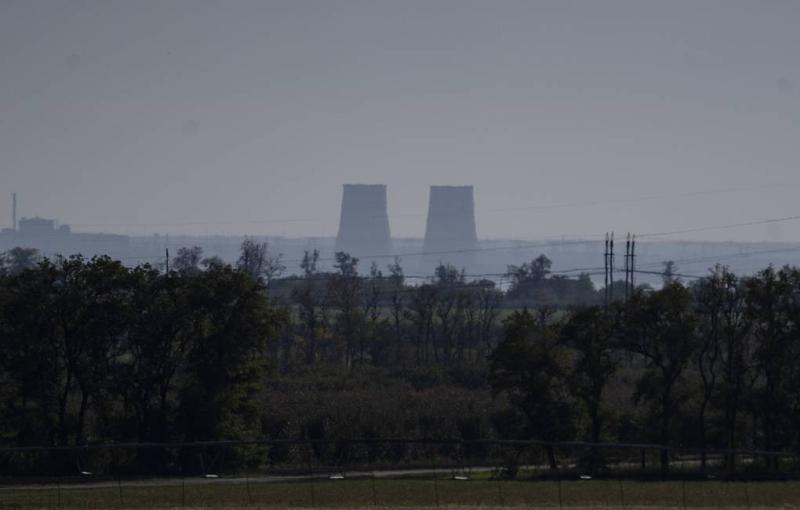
[335,184,392,260]
[422,185,477,270]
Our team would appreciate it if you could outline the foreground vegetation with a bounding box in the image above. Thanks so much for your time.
[2,242,800,477]
[4,477,800,509]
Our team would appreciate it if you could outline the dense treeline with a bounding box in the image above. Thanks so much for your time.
[0,253,281,449]
[2,243,800,475]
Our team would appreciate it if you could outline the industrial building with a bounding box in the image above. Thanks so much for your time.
[422,185,478,270]
[335,184,392,261]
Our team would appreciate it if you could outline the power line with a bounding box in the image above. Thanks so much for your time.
[637,214,800,239]
[632,269,705,280]
[634,245,800,270]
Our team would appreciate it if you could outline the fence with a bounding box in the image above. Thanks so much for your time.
[2,439,800,508]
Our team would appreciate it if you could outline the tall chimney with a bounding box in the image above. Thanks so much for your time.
[423,185,477,270]
[335,184,392,263]
[12,192,17,231]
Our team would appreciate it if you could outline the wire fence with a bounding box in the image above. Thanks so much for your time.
[2,439,800,508]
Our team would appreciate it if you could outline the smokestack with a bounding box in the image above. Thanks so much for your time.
[335,184,392,261]
[12,192,16,231]
[423,185,477,270]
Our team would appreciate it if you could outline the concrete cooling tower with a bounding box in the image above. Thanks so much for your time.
[335,184,392,260]
[422,185,477,270]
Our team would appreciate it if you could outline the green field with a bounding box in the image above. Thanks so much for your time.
[2,477,800,509]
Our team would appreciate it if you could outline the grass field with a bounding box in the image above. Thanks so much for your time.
[2,477,800,509]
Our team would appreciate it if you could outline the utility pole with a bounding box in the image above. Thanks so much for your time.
[604,233,609,307]
[609,232,614,303]
[12,192,17,231]
[630,234,636,293]
[165,248,170,273]
[624,233,631,301]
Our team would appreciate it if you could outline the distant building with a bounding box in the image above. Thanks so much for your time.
[0,216,130,260]
[335,184,392,263]
[422,185,478,271]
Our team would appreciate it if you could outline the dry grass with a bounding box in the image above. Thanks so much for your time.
[1,478,799,509]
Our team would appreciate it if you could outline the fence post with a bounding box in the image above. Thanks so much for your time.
[556,470,563,510]
[179,446,186,507]
[245,468,252,506]
[553,444,563,510]
[429,443,440,507]
[494,445,505,508]
[681,479,687,510]
[744,480,751,510]
[117,474,124,507]
[306,442,316,508]
[113,448,124,508]
[368,442,377,507]
[496,475,505,507]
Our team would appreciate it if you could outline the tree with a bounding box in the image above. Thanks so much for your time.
[363,262,390,365]
[507,255,552,290]
[201,256,225,269]
[0,255,132,446]
[692,265,750,470]
[262,250,286,291]
[328,252,363,366]
[744,266,800,465]
[237,238,267,280]
[406,283,438,363]
[114,265,196,445]
[178,264,282,441]
[560,305,619,472]
[173,246,203,273]
[489,309,574,469]
[292,250,325,365]
[621,283,697,472]
[662,260,679,286]
[466,283,502,360]
[300,249,319,277]
[780,268,800,459]
[428,264,470,363]
[505,255,595,306]
[529,255,553,282]
[0,258,62,445]
[386,257,406,362]
[237,239,286,288]
[4,247,40,275]
[434,263,465,287]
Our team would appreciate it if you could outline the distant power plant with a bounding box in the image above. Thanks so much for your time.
[422,185,478,268]
[334,184,479,269]
[7,190,800,287]
[335,184,392,258]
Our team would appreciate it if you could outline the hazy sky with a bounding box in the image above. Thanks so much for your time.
[1,0,799,241]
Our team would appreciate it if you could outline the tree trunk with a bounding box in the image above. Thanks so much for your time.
[660,393,671,474]
[75,390,90,445]
[699,401,708,472]
[590,402,601,474]
[546,445,558,470]
[57,371,73,446]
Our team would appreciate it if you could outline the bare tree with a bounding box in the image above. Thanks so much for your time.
[693,265,750,471]
[291,250,324,365]
[387,257,406,362]
[328,252,363,367]
[173,246,203,273]
[3,247,40,275]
